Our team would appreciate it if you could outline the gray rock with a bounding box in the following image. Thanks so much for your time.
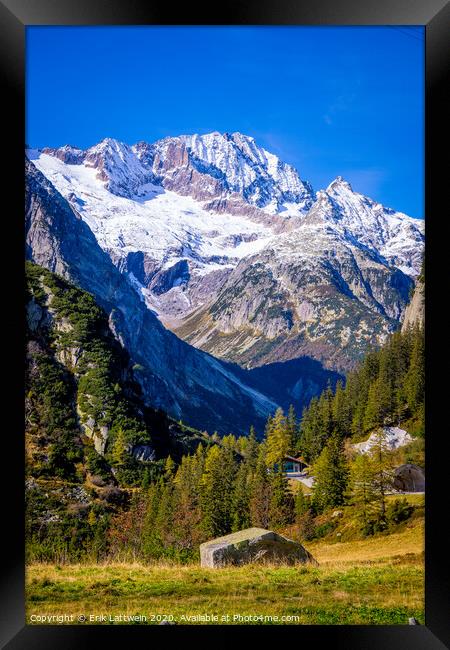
[26,299,44,331]
[200,527,317,568]
[393,464,425,492]
[94,427,109,456]
[402,280,424,332]
[132,444,156,462]
[331,510,344,518]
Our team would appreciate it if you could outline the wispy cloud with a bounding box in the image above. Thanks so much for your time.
[323,92,356,126]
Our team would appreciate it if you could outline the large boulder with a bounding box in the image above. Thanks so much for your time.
[393,464,425,492]
[199,527,317,568]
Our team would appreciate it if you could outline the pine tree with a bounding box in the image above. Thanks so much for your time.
[110,428,128,467]
[268,470,294,529]
[369,428,395,528]
[153,476,176,549]
[164,455,176,481]
[349,452,378,533]
[363,380,382,431]
[245,426,260,469]
[265,407,291,468]
[232,462,251,531]
[311,433,349,513]
[249,445,272,528]
[404,326,425,415]
[171,453,203,551]
[332,380,347,436]
[200,445,236,538]
[141,480,165,558]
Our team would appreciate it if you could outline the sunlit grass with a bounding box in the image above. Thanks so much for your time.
[26,519,424,625]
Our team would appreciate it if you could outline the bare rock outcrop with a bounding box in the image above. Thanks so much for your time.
[402,280,424,332]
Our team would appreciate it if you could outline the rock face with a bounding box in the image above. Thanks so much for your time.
[175,222,413,372]
[353,427,413,454]
[139,131,316,213]
[199,527,316,568]
[402,280,425,332]
[393,464,425,492]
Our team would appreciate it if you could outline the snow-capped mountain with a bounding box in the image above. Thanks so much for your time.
[42,138,151,199]
[28,131,424,372]
[319,177,424,276]
[25,157,282,435]
[133,131,315,213]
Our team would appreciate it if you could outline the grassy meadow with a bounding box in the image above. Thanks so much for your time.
[26,507,424,626]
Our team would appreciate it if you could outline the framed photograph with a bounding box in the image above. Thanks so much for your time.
[1,0,449,647]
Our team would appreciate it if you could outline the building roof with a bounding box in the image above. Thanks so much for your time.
[284,455,307,464]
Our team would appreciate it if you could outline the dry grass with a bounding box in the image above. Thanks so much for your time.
[308,519,424,565]
[26,518,424,626]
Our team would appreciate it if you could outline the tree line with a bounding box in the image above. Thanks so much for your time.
[109,414,298,562]
[298,324,424,463]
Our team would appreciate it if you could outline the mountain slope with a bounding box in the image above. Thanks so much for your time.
[174,195,414,371]
[25,157,279,436]
[26,261,209,483]
[402,266,425,332]
[29,132,424,373]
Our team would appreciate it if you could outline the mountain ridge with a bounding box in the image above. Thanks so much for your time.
[29,130,424,374]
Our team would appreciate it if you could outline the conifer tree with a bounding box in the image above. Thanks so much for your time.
[171,453,203,550]
[404,325,425,415]
[332,380,347,436]
[268,470,294,529]
[245,426,260,469]
[153,476,176,549]
[141,479,164,558]
[363,380,382,431]
[110,428,128,466]
[311,433,348,513]
[200,445,236,538]
[232,462,251,531]
[164,455,176,481]
[349,452,378,533]
[265,407,291,468]
[249,445,272,528]
[369,428,395,527]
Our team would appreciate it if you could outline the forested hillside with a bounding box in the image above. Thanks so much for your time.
[25,262,212,560]
[298,324,424,462]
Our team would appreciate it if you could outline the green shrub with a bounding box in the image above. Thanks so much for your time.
[386,498,414,527]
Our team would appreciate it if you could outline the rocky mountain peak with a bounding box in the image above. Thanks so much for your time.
[40,144,85,165]
[82,138,150,197]
[326,176,353,193]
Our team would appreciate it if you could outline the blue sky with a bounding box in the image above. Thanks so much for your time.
[26,26,424,218]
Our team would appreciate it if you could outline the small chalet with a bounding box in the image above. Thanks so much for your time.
[282,455,308,474]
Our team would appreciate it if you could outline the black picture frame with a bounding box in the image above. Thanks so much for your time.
[1,0,449,647]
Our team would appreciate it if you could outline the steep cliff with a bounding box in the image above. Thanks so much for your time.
[25,158,278,435]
